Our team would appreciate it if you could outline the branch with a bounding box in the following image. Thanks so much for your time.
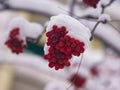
[101,0,115,13]
[0,0,65,17]
[90,0,115,41]
[69,0,77,16]
[95,34,120,54]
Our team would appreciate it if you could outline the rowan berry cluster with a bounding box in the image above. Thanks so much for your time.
[5,28,26,54]
[44,25,85,70]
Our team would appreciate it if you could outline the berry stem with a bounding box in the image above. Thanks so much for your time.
[65,54,84,90]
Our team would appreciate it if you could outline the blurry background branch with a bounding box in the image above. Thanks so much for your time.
[69,0,77,16]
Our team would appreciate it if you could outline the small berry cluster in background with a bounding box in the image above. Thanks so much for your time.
[5,28,26,54]
[69,74,86,89]
[44,25,85,70]
[83,0,100,8]
[4,17,43,54]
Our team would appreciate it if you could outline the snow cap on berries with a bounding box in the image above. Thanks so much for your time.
[44,14,91,70]
[7,17,43,39]
[5,17,43,54]
[46,14,91,48]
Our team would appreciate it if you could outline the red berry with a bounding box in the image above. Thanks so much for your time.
[52,25,58,30]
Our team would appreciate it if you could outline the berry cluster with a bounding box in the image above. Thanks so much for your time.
[83,0,100,8]
[5,28,26,54]
[69,74,86,89]
[44,25,85,70]
[56,36,85,56]
[90,66,99,76]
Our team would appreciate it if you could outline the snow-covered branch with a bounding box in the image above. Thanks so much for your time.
[0,0,66,16]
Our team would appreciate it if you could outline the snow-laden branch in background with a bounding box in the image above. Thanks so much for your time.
[89,0,115,40]
[82,19,120,53]
[0,0,67,16]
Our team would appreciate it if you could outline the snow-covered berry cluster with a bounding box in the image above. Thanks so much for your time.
[44,25,85,70]
[44,14,91,70]
[5,28,26,54]
[5,17,43,54]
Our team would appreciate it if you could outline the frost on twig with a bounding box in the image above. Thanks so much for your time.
[98,14,111,23]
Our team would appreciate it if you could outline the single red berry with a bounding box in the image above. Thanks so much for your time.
[52,25,58,30]
[49,62,55,68]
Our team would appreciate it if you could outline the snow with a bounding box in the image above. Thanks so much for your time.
[100,0,111,6]
[7,17,28,39]
[105,2,120,20]
[25,22,43,38]
[98,14,111,22]
[83,7,102,18]
[0,51,68,78]
[44,81,74,90]
[44,43,50,55]
[46,14,91,48]
[0,12,14,51]
[7,17,43,39]
[96,24,120,51]
[6,0,67,16]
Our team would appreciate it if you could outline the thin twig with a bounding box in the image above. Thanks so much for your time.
[90,21,101,40]
[65,54,84,90]
[58,7,98,22]
[76,15,98,20]
[101,0,115,13]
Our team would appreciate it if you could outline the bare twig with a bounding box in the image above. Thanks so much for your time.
[90,21,101,40]
[76,15,98,20]
[69,0,77,16]
[101,0,115,13]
